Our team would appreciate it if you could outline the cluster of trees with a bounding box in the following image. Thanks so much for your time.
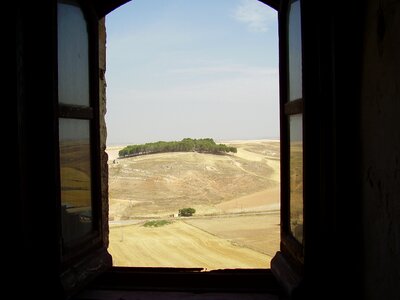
[118,138,237,158]
[178,207,196,217]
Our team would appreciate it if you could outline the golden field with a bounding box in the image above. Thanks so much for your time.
[107,140,280,269]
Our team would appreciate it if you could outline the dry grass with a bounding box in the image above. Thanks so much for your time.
[185,213,280,258]
[107,141,279,219]
[109,220,271,269]
[216,188,280,213]
[107,140,280,269]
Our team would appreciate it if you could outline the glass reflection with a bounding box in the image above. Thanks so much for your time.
[59,118,93,244]
[288,0,302,101]
[58,1,90,106]
[289,114,303,243]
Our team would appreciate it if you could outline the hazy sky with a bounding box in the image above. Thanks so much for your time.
[105,0,279,145]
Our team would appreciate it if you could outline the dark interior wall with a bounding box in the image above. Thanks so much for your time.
[360,0,400,299]
[15,1,62,297]
[13,1,400,299]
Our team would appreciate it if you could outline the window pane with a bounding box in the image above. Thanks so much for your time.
[289,114,303,243]
[59,118,93,244]
[58,1,90,106]
[287,0,302,101]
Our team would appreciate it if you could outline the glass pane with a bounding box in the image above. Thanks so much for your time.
[287,0,302,101]
[289,114,303,243]
[58,1,90,106]
[59,118,93,244]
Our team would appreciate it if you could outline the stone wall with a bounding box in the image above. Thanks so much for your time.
[99,18,110,250]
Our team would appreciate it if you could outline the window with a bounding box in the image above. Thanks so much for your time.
[104,0,280,270]
[54,0,305,295]
[19,0,389,298]
[286,0,303,245]
[270,0,304,291]
[57,0,100,255]
[56,0,111,294]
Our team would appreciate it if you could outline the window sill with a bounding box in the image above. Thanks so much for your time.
[74,289,280,300]
[82,266,282,295]
[271,251,303,297]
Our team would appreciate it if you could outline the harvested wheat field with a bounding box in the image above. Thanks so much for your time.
[185,213,280,258]
[107,139,280,269]
[216,188,280,213]
[109,220,271,269]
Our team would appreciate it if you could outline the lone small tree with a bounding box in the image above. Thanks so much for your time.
[178,207,196,217]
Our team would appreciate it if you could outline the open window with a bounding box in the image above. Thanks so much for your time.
[55,0,305,297]
[105,0,280,271]
[19,0,394,298]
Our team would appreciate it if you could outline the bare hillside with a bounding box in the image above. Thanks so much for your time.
[107,140,280,220]
[107,140,280,269]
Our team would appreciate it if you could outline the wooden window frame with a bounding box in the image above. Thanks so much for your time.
[56,0,103,263]
[55,1,111,295]
[270,0,305,296]
[279,0,304,266]
[55,0,308,297]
